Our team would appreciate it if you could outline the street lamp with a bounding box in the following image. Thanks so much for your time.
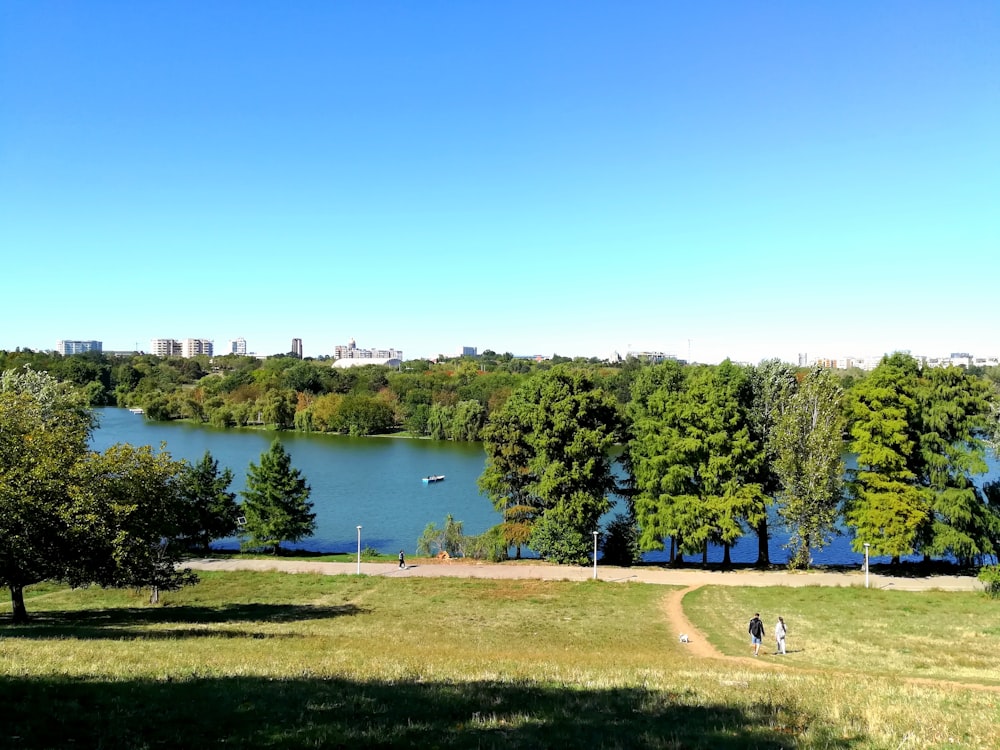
[357,525,363,575]
[864,543,870,589]
[592,531,599,580]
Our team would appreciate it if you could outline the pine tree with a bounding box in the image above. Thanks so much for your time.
[240,439,315,554]
[845,354,926,560]
[177,451,239,554]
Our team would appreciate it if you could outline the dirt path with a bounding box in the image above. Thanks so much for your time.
[660,585,720,659]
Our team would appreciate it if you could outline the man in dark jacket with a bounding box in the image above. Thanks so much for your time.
[748,613,765,656]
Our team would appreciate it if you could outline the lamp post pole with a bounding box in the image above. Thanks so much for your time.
[357,526,362,575]
[592,531,599,580]
[864,543,870,589]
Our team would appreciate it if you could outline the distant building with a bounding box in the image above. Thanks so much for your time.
[150,338,182,357]
[229,338,247,355]
[332,357,402,369]
[150,338,212,358]
[333,338,402,361]
[182,339,213,358]
[626,350,674,364]
[292,338,303,358]
[56,340,102,355]
[459,346,478,356]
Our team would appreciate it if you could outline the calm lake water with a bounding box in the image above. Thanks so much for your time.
[92,408,997,566]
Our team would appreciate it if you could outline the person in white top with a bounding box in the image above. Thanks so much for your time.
[774,616,787,655]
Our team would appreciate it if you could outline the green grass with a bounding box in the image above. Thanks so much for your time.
[684,585,1000,686]
[1,573,998,749]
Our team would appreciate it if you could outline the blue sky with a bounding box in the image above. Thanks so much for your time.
[2,1,997,363]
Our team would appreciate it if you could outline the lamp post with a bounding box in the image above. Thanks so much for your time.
[592,531,599,580]
[357,525,362,575]
[864,543,870,589]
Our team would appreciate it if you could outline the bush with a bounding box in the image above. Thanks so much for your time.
[600,513,641,567]
[978,564,1000,598]
[464,525,509,562]
[528,513,590,565]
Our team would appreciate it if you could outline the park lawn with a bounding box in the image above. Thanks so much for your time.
[683,585,1000,687]
[0,572,995,749]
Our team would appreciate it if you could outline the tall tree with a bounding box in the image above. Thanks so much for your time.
[845,354,926,560]
[479,368,621,560]
[240,439,315,554]
[630,362,766,567]
[745,359,798,565]
[0,367,93,622]
[773,368,846,567]
[914,366,998,564]
[176,451,240,554]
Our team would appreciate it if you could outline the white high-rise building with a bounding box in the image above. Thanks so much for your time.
[57,340,102,355]
[150,338,181,357]
[229,338,247,355]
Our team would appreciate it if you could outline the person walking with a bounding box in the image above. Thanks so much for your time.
[398,549,406,569]
[748,612,765,656]
[774,616,787,655]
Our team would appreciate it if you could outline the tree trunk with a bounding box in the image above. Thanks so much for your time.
[722,543,732,569]
[669,536,676,564]
[9,585,28,624]
[701,543,708,567]
[149,586,160,605]
[755,518,770,567]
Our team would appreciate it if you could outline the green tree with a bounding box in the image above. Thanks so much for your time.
[629,362,766,567]
[0,367,94,622]
[915,366,998,564]
[845,354,926,560]
[773,368,846,568]
[240,439,315,554]
[176,451,240,554]
[744,359,797,565]
[479,368,621,560]
[68,443,196,604]
[416,514,466,557]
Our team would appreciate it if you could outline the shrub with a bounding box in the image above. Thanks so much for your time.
[600,513,641,567]
[978,564,1000,598]
[528,513,590,565]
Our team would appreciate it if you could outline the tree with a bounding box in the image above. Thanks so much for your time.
[416,514,466,557]
[845,354,926,560]
[914,366,998,564]
[744,359,797,565]
[176,451,239,553]
[240,439,315,554]
[0,367,94,622]
[68,443,196,604]
[479,368,621,560]
[772,368,846,568]
[629,362,766,567]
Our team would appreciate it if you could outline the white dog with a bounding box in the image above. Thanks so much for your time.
[678,634,690,643]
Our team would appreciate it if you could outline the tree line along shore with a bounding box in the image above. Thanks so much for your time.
[3,350,1000,625]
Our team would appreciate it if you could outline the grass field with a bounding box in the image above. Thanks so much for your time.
[1,572,998,749]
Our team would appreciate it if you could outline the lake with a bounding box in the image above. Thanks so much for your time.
[92,408,996,566]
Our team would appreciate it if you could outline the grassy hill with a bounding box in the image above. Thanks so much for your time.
[1,572,997,749]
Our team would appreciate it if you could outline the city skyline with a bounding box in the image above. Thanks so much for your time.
[2,4,998,365]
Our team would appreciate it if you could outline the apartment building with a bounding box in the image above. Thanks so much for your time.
[56,340,102,355]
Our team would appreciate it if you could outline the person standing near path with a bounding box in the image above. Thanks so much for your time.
[398,549,406,569]
[748,613,765,656]
[774,616,787,655]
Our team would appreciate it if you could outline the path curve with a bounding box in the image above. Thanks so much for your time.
[660,585,721,659]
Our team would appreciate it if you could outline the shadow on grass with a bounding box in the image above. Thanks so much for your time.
[1,603,366,640]
[0,674,861,750]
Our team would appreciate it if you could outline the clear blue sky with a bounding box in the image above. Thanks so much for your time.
[2,1,997,363]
